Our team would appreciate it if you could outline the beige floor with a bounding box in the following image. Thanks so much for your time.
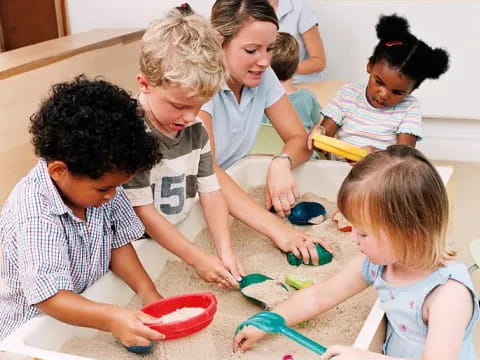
[433,160,480,351]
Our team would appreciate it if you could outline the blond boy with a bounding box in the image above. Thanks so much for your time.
[124,8,243,287]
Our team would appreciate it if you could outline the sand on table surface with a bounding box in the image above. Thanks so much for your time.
[61,188,377,359]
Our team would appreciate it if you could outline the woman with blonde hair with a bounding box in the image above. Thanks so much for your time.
[198,0,330,265]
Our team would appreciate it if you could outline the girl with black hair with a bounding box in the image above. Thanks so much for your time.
[307,14,449,155]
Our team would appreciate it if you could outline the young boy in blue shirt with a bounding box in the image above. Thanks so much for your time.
[263,32,322,134]
[0,76,164,348]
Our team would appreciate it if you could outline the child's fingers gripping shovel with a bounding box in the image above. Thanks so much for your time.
[235,312,327,355]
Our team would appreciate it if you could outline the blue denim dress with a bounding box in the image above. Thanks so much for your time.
[362,259,479,359]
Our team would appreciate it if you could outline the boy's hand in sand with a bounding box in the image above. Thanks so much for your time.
[192,251,239,288]
[218,246,246,284]
[109,307,165,347]
[233,325,267,353]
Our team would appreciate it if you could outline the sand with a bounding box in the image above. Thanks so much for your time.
[241,280,290,310]
[61,187,377,360]
[155,307,205,324]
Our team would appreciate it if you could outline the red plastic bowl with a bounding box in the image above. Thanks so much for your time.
[141,292,217,340]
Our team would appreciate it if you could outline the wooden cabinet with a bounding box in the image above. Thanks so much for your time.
[0,0,66,52]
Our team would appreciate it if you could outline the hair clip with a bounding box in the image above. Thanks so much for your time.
[180,2,188,8]
[385,40,403,47]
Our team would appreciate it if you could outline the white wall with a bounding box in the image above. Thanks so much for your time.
[66,0,480,162]
[312,1,480,120]
[68,0,480,120]
[67,0,215,32]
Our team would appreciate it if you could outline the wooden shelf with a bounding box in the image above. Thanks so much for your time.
[0,28,144,79]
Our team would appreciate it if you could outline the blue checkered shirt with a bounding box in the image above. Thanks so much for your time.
[0,160,144,341]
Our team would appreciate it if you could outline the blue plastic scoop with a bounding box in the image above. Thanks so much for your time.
[235,311,326,355]
[125,341,155,354]
[270,201,327,225]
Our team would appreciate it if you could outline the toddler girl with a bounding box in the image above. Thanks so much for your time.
[234,145,478,360]
[308,14,449,155]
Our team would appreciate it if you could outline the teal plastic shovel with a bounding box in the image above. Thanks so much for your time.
[235,311,326,355]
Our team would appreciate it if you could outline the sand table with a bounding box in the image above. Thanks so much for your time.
[241,280,290,309]
[61,187,377,359]
[155,307,205,324]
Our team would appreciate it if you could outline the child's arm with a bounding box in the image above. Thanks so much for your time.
[320,278,475,360]
[307,117,339,151]
[198,109,332,266]
[233,254,368,353]
[307,85,346,151]
[36,290,164,347]
[421,279,474,359]
[396,99,421,149]
[397,133,417,147]
[134,204,238,288]
[109,243,162,305]
[199,189,244,284]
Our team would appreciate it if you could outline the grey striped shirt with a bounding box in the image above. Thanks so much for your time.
[124,117,219,225]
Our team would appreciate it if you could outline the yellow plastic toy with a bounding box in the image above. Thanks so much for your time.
[312,134,368,162]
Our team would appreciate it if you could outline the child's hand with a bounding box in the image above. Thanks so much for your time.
[307,123,326,151]
[320,345,372,360]
[218,246,245,284]
[232,325,267,353]
[109,307,165,348]
[271,227,332,265]
[192,251,239,288]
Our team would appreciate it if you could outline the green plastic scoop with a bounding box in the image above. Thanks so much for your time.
[235,311,326,355]
[286,243,333,266]
[239,273,288,309]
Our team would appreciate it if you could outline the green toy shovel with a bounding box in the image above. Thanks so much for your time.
[235,311,326,355]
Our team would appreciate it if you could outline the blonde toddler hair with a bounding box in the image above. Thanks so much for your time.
[338,145,455,270]
[140,6,225,101]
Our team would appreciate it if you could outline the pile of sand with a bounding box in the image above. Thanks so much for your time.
[241,279,290,310]
[155,307,205,324]
[61,188,377,359]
